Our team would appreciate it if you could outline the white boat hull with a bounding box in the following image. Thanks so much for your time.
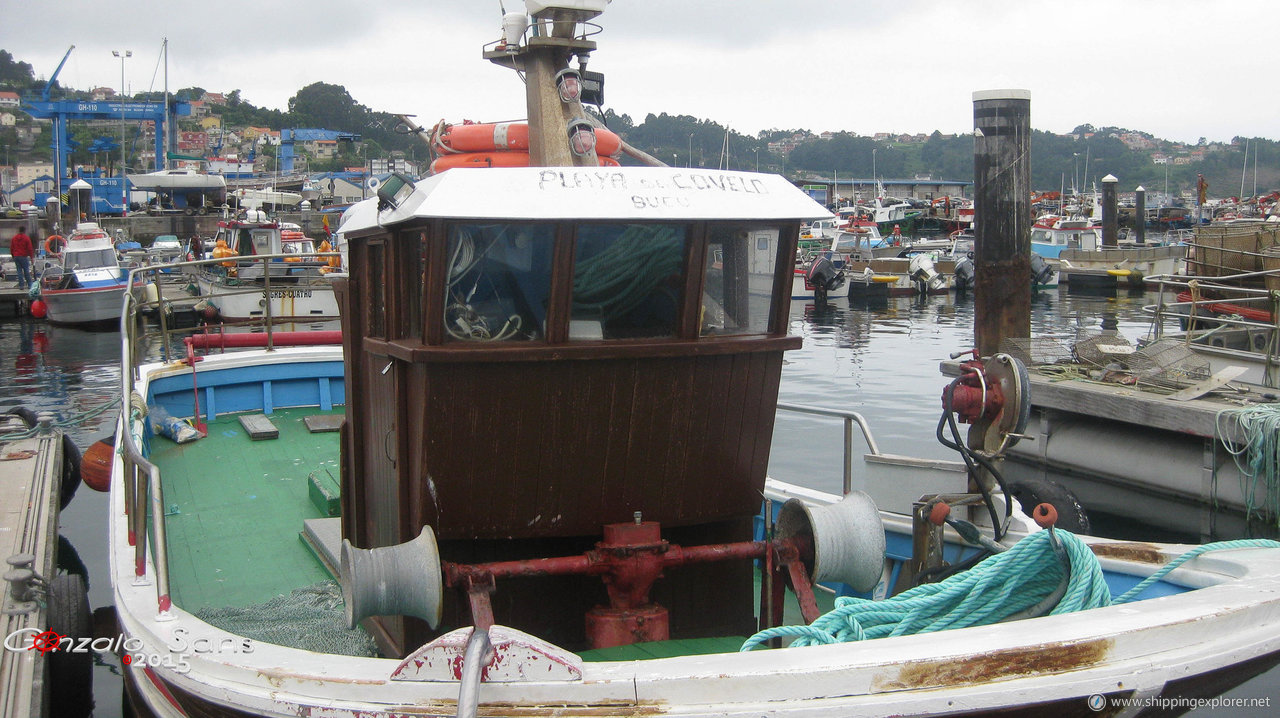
[108,350,1280,716]
[128,171,228,192]
[41,285,126,324]
[110,465,1280,716]
[194,273,338,321]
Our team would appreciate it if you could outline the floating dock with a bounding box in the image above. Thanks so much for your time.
[0,412,66,718]
[0,283,30,318]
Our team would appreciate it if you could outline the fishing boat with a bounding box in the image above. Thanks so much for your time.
[36,221,132,326]
[191,214,339,321]
[108,3,1280,716]
[1033,214,1186,287]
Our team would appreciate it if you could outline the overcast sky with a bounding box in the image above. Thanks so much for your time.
[3,0,1276,146]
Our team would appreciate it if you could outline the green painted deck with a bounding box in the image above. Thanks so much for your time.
[149,407,344,612]
[150,406,838,658]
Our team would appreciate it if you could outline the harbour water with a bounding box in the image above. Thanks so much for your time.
[1,286,1274,715]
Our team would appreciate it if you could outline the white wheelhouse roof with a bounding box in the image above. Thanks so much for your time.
[339,167,832,235]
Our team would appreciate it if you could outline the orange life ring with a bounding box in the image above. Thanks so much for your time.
[44,235,65,256]
[434,122,622,157]
[430,152,620,174]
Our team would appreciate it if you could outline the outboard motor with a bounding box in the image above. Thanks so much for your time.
[806,254,845,302]
[1030,253,1055,287]
[907,253,946,294]
[953,255,975,292]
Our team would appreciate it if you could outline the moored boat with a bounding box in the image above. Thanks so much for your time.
[109,3,1280,716]
[192,214,340,321]
[36,222,133,326]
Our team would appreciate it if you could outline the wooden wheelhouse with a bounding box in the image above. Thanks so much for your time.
[335,166,825,655]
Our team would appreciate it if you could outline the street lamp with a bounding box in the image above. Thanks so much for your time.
[688,133,693,168]
[112,49,131,214]
[872,148,877,184]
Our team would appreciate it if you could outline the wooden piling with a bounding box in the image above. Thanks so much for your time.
[972,89,1031,358]
[1101,174,1118,247]
[1135,186,1146,245]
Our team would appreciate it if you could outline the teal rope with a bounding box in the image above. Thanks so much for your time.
[741,531,1280,651]
[0,396,121,441]
[1216,405,1280,526]
[572,226,683,319]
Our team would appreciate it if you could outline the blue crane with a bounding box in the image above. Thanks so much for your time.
[41,45,75,102]
[21,46,191,216]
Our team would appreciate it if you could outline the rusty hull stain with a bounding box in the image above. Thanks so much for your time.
[1088,542,1167,564]
[874,638,1113,692]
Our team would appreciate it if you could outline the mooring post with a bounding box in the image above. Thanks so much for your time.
[1101,174,1118,247]
[972,89,1031,358]
[1135,186,1146,245]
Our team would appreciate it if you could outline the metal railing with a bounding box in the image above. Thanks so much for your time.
[776,402,881,496]
[116,253,342,618]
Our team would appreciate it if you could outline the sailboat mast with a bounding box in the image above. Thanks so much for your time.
[1240,138,1248,200]
[163,38,170,171]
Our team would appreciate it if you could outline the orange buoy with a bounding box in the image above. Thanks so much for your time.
[430,152,620,174]
[44,235,65,256]
[212,239,237,267]
[29,299,47,318]
[434,121,622,157]
[81,437,114,492]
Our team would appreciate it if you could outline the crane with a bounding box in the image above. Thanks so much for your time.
[41,45,75,102]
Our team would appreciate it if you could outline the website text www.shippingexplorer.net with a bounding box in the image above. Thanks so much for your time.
[1088,693,1272,713]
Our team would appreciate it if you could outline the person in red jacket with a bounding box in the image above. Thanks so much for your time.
[9,228,33,290]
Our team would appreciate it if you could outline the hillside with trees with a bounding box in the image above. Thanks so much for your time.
[1,48,1275,196]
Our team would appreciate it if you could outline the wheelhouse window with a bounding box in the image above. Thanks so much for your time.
[701,225,780,336]
[444,223,555,342]
[571,224,687,340]
[65,248,118,269]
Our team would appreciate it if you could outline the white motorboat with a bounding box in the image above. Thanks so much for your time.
[127,168,227,192]
[36,222,133,326]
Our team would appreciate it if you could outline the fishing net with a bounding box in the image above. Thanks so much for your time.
[997,336,1075,367]
[1127,339,1212,384]
[195,580,380,657]
[1071,333,1137,367]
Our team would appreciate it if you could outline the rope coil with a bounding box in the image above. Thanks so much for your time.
[1216,405,1280,526]
[742,531,1280,651]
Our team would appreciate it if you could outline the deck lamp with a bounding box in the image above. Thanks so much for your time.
[376,172,417,212]
[567,119,596,157]
[555,68,582,103]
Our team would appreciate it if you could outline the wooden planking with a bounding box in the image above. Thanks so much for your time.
[408,352,784,540]
[237,413,279,440]
[1025,371,1252,443]
[304,414,344,433]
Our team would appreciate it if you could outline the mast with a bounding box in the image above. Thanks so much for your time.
[163,38,170,171]
[1240,139,1248,201]
[483,2,604,167]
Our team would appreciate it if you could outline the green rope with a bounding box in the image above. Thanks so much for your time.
[1216,405,1280,526]
[572,226,683,320]
[741,531,1280,651]
[0,396,121,441]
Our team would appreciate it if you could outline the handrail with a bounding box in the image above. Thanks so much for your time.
[775,402,880,496]
[116,254,342,619]
[118,281,173,619]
